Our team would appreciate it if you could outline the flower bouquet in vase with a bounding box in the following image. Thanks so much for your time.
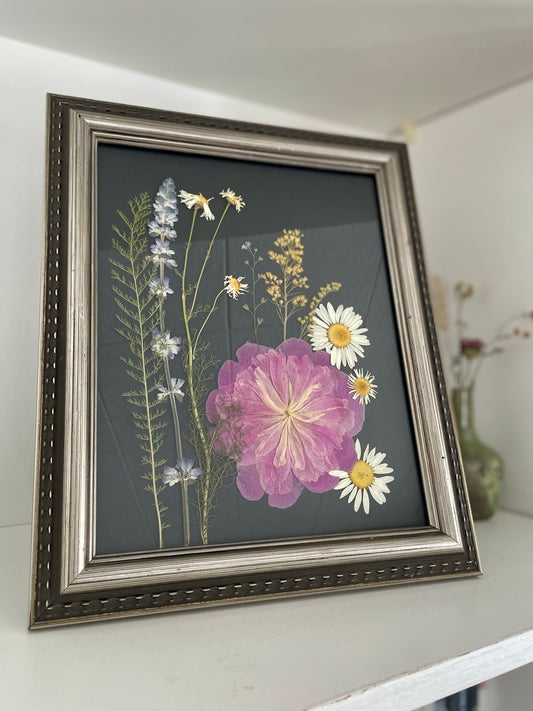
[431,279,532,519]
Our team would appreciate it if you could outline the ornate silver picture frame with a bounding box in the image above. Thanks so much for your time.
[30,95,480,627]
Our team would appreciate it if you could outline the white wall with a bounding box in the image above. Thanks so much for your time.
[409,80,533,517]
[0,36,377,529]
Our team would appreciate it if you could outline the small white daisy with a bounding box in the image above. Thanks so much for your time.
[220,188,245,212]
[330,439,394,514]
[348,369,378,405]
[178,190,215,221]
[310,302,369,369]
[224,275,249,300]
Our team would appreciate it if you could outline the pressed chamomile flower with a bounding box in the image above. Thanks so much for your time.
[330,439,394,514]
[162,458,202,486]
[178,190,215,220]
[220,188,245,212]
[224,275,249,300]
[348,369,378,405]
[157,378,185,402]
[310,303,369,369]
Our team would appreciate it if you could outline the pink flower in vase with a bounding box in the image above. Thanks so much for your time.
[460,338,485,359]
[206,338,365,508]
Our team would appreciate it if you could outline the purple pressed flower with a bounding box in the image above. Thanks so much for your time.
[162,458,202,486]
[206,338,365,509]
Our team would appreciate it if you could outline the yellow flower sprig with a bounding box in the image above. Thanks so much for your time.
[298,281,342,338]
[260,228,310,340]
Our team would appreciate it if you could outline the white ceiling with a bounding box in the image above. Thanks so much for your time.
[1,0,532,133]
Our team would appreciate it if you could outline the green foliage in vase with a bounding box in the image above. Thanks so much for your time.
[109,192,169,548]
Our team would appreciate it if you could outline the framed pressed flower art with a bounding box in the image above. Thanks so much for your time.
[29,95,480,627]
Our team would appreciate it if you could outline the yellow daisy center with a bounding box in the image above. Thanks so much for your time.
[327,323,351,348]
[353,377,371,397]
[349,460,374,489]
[229,277,241,292]
[198,194,208,205]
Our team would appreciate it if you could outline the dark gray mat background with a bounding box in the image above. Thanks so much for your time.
[96,143,428,555]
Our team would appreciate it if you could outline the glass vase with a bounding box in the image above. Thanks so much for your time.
[451,387,503,520]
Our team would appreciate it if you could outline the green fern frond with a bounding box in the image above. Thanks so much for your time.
[109,190,168,548]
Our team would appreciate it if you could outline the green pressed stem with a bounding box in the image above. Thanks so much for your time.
[132,252,163,548]
[181,209,212,545]
[159,264,188,545]
[181,480,190,547]
[189,203,229,318]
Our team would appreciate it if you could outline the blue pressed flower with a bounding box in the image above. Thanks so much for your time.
[157,378,185,402]
[162,458,202,486]
[151,329,181,359]
[148,276,174,299]
[150,239,175,256]
[151,253,178,268]
[152,177,179,229]
[148,221,177,240]
[241,241,252,250]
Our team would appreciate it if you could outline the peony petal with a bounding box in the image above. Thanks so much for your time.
[277,338,312,358]
[235,342,270,367]
[236,464,264,501]
[268,479,303,508]
[303,471,338,493]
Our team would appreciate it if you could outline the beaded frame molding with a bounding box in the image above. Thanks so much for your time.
[29,95,480,628]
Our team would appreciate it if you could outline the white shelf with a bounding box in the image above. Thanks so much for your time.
[1,510,532,711]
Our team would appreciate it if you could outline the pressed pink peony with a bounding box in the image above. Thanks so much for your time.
[206,338,365,508]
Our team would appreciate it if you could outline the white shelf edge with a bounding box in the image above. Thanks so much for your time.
[309,618,533,711]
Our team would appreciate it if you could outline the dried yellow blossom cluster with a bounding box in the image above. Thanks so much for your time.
[260,229,311,339]
[266,229,309,290]
[298,282,342,336]
[262,271,283,306]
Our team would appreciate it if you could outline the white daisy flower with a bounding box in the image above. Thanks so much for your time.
[220,188,245,212]
[178,190,215,220]
[224,275,249,300]
[310,302,369,369]
[348,369,378,405]
[157,378,185,402]
[330,439,394,514]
